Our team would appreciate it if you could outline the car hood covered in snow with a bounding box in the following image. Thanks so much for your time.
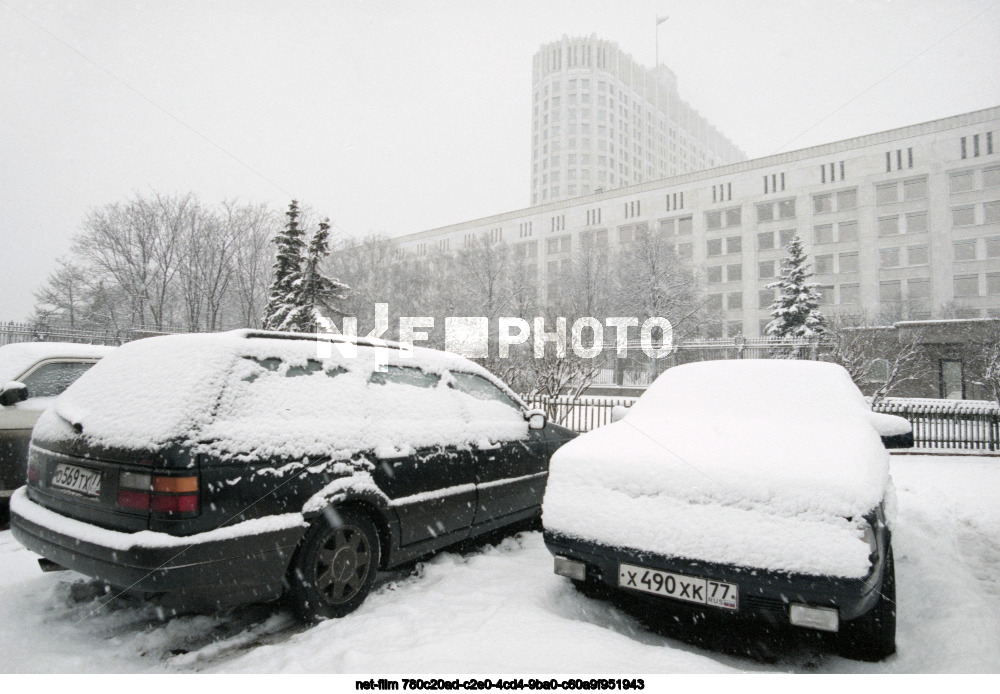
[542,360,892,578]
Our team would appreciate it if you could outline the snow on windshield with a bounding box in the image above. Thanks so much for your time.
[32,331,527,458]
[543,360,891,577]
[0,342,114,385]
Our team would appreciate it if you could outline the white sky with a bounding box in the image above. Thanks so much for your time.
[1,0,999,321]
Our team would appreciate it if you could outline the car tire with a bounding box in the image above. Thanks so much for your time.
[289,507,381,621]
[837,545,896,662]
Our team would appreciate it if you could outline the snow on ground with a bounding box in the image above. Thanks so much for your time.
[0,454,997,673]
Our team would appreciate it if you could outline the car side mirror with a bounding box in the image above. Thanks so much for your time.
[0,381,29,406]
[611,405,629,422]
[525,408,547,430]
[869,412,914,449]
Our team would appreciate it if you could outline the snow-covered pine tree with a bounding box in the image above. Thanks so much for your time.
[764,234,828,338]
[284,218,349,332]
[261,200,306,331]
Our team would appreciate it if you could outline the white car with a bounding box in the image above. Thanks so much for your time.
[1,342,115,519]
[543,359,911,661]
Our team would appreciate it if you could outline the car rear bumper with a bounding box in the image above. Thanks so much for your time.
[544,530,885,626]
[10,488,307,610]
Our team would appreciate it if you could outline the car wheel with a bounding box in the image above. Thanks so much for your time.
[289,507,381,621]
[838,545,896,661]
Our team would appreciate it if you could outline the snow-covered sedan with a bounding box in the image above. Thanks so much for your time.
[542,360,910,661]
[1,342,115,522]
[11,330,574,618]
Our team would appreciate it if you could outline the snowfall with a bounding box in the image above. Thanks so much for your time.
[0,454,997,674]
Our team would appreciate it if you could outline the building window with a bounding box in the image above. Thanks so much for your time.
[838,187,859,209]
[876,183,898,205]
[878,216,899,236]
[840,284,860,305]
[677,216,693,234]
[906,212,928,234]
[949,171,975,194]
[908,278,931,300]
[987,237,1000,258]
[953,275,979,297]
[726,236,742,254]
[816,254,834,274]
[940,360,964,400]
[985,201,1000,224]
[779,229,796,247]
[952,206,975,227]
[813,194,832,214]
[727,292,743,310]
[707,267,723,283]
[816,285,834,305]
[756,202,774,222]
[903,177,927,200]
[707,239,723,256]
[726,264,742,282]
[839,252,859,273]
[987,273,1000,296]
[907,245,929,266]
[758,260,775,279]
[757,231,774,250]
[961,137,968,159]
[879,280,902,303]
[984,166,1000,189]
[778,200,795,219]
[759,289,774,307]
[879,247,901,269]
[814,225,834,245]
[953,240,977,261]
[839,221,859,243]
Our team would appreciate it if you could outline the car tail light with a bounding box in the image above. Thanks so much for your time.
[117,471,199,516]
[151,474,199,515]
[27,464,39,484]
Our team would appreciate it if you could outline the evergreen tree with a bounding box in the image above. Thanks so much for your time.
[284,218,349,332]
[764,235,828,338]
[262,200,306,331]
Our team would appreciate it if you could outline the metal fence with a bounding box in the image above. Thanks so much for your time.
[0,321,187,347]
[523,394,1000,451]
[873,400,999,451]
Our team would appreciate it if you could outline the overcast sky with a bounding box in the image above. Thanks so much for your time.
[2,0,999,321]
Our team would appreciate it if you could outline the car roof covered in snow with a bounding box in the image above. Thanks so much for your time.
[0,341,116,384]
[34,330,528,457]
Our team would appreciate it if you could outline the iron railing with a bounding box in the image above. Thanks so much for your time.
[523,394,1000,450]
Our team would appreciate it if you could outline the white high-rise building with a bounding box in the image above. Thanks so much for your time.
[530,35,746,205]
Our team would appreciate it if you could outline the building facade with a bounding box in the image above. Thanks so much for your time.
[530,35,746,205]
[396,106,1000,338]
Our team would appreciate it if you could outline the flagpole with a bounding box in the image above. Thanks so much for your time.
[655,15,668,69]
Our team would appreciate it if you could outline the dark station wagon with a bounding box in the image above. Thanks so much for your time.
[11,330,574,618]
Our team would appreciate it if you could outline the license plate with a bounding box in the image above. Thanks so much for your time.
[51,463,101,497]
[618,563,739,610]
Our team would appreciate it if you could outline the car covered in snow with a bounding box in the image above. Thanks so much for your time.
[542,359,910,661]
[1,342,115,521]
[10,330,574,618]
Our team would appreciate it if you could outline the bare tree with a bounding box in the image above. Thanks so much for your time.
[33,260,89,327]
[229,201,278,329]
[824,313,930,403]
[74,192,193,329]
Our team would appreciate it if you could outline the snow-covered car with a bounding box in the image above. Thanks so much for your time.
[542,360,911,662]
[10,330,574,618]
[1,342,115,521]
